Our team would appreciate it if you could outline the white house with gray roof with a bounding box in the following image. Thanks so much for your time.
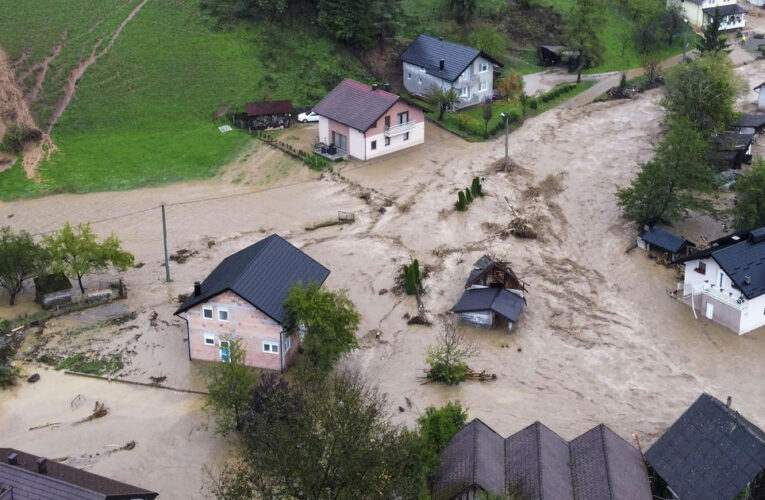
[670,0,746,30]
[399,35,502,110]
[675,227,765,335]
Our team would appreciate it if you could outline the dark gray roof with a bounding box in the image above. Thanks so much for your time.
[703,3,746,16]
[733,114,765,130]
[433,420,651,500]
[0,448,157,500]
[638,226,692,254]
[311,79,399,132]
[431,419,505,499]
[504,422,574,500]
[570,425,652,500]
[453,287,526,322]
[399,35,501,83]
[711,228,765,299]
[714,132,754,152]
[175,234,330,323]
[474,255,494,270]
[645,393,765,500]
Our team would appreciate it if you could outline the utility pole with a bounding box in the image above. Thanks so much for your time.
[501,112,509,171]
[683,17,689,62]
[161,203,171,282]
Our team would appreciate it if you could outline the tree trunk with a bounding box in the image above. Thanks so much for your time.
[77,274,85,294]
[438,106,445,121]
[9,293,15,306]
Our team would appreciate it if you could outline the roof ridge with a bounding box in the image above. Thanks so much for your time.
[535,421,544,500]
[705,393,765,446]
[597,424,615,500]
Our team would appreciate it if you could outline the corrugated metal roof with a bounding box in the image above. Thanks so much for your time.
[311,79,399,132]
[245,100,294,116]
[453,287,525,322]
[638,226,690,254]
[175,234,330,323]
[0,448,157,500]
[645,393,765,500]
[399,34,501,83]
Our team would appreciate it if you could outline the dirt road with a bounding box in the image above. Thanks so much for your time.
[3,62,765,496]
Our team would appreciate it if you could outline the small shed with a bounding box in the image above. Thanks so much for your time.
[453,287,526,331]
[538,45,566,66]
[755,82,765,111]
[713,131,754,170]
[33,273,72,306]
[637,226,696,260]
[732,113,765,134]
[233,100,294,131]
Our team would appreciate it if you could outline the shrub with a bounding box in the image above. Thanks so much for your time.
[455,191,467,211]
[402,259,421,295]
[755,33,765,39]
[0,345,20,389]
[457,114,472,131]
[0,125,41,154]
[464,188,473,204]
[529,99,538,109]
[426,360,467,385]
[417,401,468,456]
[471,177,483,197]
[760,45,765,56]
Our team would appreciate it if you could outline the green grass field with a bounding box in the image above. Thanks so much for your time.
[0,0,365,200]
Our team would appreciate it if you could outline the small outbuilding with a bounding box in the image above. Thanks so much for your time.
[232,100,294,131]
[713,131,754,170]
[755,82,765,111]
[732,113,765,134]
[538,45,566,67]
[637,225,696,261]
[33,272,72,306]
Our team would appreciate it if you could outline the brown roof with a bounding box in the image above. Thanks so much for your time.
[244,100,294,117]
[0,448,158,500]
[312,79,399,132]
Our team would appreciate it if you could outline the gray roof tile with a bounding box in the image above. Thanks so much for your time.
[638,226,691,254]
[453,287,526,322]
[312,79,398,132]
[711,229,765,299]
[400,35,501,82]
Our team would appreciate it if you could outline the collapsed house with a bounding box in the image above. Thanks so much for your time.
[431,418,652,500]
[645,393,765,500]
[453,255,526,331]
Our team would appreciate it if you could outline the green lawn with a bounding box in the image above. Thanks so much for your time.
[0,0,365,200]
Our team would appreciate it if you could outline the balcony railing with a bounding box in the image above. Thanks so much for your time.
[677,282,748,310]
[384,121,416,137]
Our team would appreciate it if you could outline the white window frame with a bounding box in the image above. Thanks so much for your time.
[204,333,215,346]
[219,339,231,362]
[407,72,412,80]
[479,62,488,73]
[479,81,487,92]
[418,77,422,85]
[384,136,391,146]
[263,340,279,354]
[284,336,292,352]
[202,306,213,320]
[461,86,470,97]
[218,307,229,322]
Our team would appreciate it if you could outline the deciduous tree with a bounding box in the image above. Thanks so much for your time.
[284,283,360,371]
[417,401,468,473]
[425,319,478,384]
[448,0,477,23]
[203,338,258,434]
[428,86,460,121]
[0,226,49,306]
[732,161,765,231]
[44,222,134,294]
[565,0,606,83]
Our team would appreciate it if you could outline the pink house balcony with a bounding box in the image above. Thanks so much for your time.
[384,121,416,137]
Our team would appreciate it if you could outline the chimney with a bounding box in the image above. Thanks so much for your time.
[726,395,732,407]
[35,457,47,474]
[439,60,445,71]
[383,82,390,91]
[7,453,17,465]
[371,83,379,92]
[193,281,201,296]
[744,276,752,285]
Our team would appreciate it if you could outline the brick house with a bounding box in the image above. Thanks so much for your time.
[312,79,425,161]
[175,234,329,371]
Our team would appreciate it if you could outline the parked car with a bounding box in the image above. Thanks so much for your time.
[298,111,319,123]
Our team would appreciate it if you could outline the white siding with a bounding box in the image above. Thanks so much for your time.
[348,127,366,160]
[402,56,497,110]
[758,91,765,112]
[318,116,330,144]
[365,122,424,160]
[674,0,745,28]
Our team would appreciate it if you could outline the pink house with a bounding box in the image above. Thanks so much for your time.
[175,234,330,371]
[312,79,425,161]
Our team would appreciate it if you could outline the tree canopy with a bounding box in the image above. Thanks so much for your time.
[565,0,606,83]
[284,283,360,371]
[0,227,49,306]
[208,369,430,499]
[43,222,134,294]
[697,7,730,54]
[428,86,460,121]
[732,161,765,231]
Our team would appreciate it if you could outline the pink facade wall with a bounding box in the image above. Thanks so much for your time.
[327,119,350,143]
[365,101,424,135]
[185,290,300,371]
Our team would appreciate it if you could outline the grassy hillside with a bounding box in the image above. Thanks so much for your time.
[0,0,364,199]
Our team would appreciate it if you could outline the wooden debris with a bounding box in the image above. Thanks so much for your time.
[29,422,61,431]
[73,401,108,425]
[465,368,497,382]
[509,217,538,239]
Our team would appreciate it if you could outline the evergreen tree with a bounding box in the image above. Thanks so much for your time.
[465,188,474,204]
[697,7,730,54]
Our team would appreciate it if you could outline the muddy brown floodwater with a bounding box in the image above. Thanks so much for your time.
[3,61,765,498]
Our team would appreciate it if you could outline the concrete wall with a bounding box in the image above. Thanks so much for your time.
[185,290,299,370]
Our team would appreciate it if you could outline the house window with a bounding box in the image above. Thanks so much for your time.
[480,62,488,72]
[371,140,377,150]
[202,306,213,320]
[695,261,706,275]
[385,137,391,146]
[479,81,487,92]
[218,308,229,321]
[460,87,470,97]
[220,340,230,362]
[285,336,292,352]
[263,341,279,354]
[418,77,422,85]
[404,132,409,141]
[408,72,412,79]
[397,111,409,124]
[204,333,215,345]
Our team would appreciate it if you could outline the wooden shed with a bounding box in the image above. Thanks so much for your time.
[33,272,72,306]
[233,100,294,131]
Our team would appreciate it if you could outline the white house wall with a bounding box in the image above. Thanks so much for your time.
[348,128,365,160]
[402,57,496,110]
[365,122,425,160]
[674,0,745,29]
[318,116,330,144]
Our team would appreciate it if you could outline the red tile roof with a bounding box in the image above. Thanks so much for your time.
[312,79,399,132]
[245,100,294,117]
